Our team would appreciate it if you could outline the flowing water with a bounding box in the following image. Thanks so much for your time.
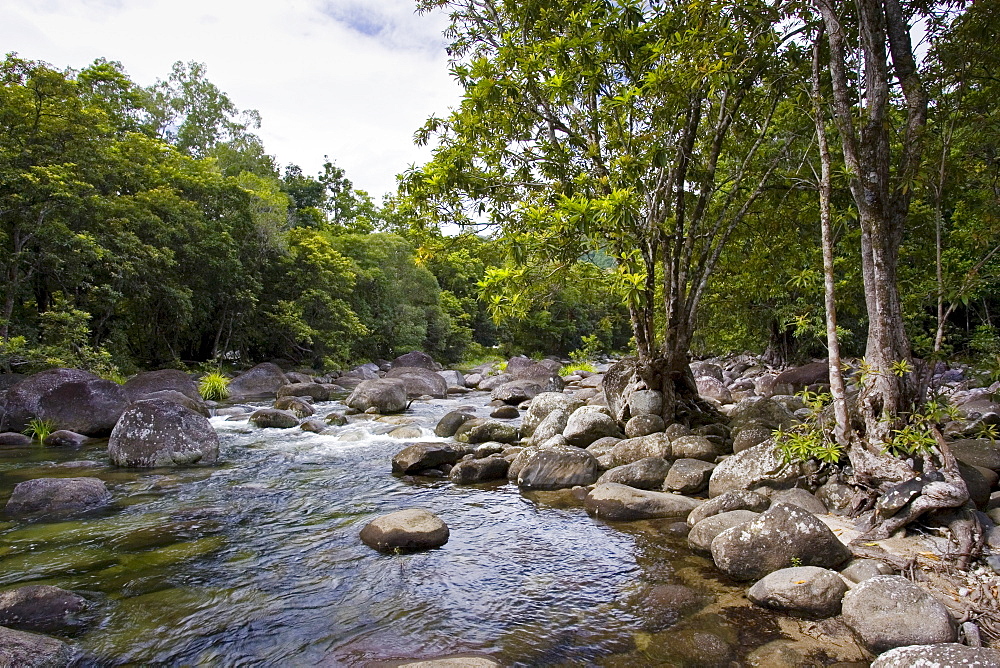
[0,393,857,666]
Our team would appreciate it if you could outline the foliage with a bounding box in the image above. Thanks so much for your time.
[23,418,56,442]
[560,362,596,376]
[198,370,230,401]
[774,390,844,465]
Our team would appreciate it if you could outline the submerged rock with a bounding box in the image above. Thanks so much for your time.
[359,508,449,552]
[0,585,88,633]
[4,477,111,518]
[0,625,75,667]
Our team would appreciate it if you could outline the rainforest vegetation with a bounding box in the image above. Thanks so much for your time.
[2,0,999,396]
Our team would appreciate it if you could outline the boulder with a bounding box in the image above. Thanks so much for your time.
[815,478,855,515]
[732,425,772,453]
[670,435,719,462]
[359,509,449,552]
[603,358,643,422]
[123,369,200,403]
[345,379,408,414]
[690,361,724,381]
[438,370,466,389]
[870,644,1000,668]
[563,407,621,447]
[299,419,326,433]
[108,399,220,467]
[527,409,569,447]
[949,438,1000,472]
[662,459,715,495]
[491,379,542,405]
[770,488,828,516]
[227,362,288,399]
[489,405,519,419]
[840,559,894,584]
[385,367,448,399]
[5,477,110,518]
[454,419,518,444]
[710,502,851,581]
[688,510,759,554]
[434,410,476,438]
[276,382,330,402]
[138,390,209,417]
[585,436,621,458]
[0,432,31,447]
[584,482,701,521]
[0,585,87,633]
[449,455,510,484]
[597,457,671,490]
[628,390,663,417]
[509,362,565,392]
[0,625,75,667]
[728,396,797,435]
[392,442,466,474]
[708,439,803,497]
[517,447,600,490]
[842,575,956,653]
[391,351,438,370]
[747,566,848,618]
[773,362,829,394]
[477,373,513,391]
[696,376,733,404]
[1,368,126,436]
[598,433,672,469]
[624,414,665,438]
[687,490,770,527]
[274,396,315,418]
[249,409,299,429]
[522,393,585,436]
[41,430,89,448]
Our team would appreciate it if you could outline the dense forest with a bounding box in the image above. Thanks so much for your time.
[1,0,999,388]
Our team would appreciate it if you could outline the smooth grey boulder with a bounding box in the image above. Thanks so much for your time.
[359,509,449,552]
[0,585,88,633]
[391,351,438,370]
[732,425,772,453]
[345,379,408,414]
[711,502,851,581]
[477,373,513,391]
[276,382,330,402]
[438,370,466,389]
[434,410,476,438]
[249,409,299,429]
[138,390,209,417]
[522,393,585,437]
[385,367,448,399]
[662,459,715,495]
[274,396,315,418]
[596,457,671,490]
[392,442,466,474]
[871,644,1000,668]
[449,455,510,484]
[770,488,829,516]
[491,379,543,405]
[597,433,672,469]
[0,432,31,447]
[687,490,770,527]
[670,435,719,462]
[2,368,126,436]
[227,362,288,399]
[815,478,854,515]
[603,358,644,422]
[585,436,621,458]
[108,399,220,467]
[949,439,1000,472]
[123,369,200,403]
[0,625,75,667]
[584,482,701,521]
[624,414,665,438]
[455,419,518,444]
[4,477,110,518]
[508,362,565,392]
[747,566,848,618]
[842,575,956,653]
[691,361,724,381]
[627,390,663,417]
[517,447,600,490]
[687,510,759,554]
[563,407,621,447]
[707,439,803,497]
[696,376,732,404]
[839,558,893,584]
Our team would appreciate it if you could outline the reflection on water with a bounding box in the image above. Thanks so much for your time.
[0,394,785,666]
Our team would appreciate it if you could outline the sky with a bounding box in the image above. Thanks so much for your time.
[0,0,462,198]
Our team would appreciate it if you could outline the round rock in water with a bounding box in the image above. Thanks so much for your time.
[108,399,219,467]
[5,477,110,518]
[871,644,1000,668]
[687,510,759,555]
[517,447,600,490]
[0,625,75,667]
[250,408,300,429]
[841,575,956,653]
[0,584,88,633]
[584,482,701,521]
[359,508,449,553]
[747,566,848,618]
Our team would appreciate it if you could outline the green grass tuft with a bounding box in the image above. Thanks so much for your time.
[23,417,56,442]
[198,371,230,401]
[560,362,596,376]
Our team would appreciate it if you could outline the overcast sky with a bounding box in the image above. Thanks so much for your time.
[0,0,461,198]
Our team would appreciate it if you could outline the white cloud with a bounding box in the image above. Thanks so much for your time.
[0,0,461,198]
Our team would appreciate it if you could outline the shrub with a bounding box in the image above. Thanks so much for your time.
[198,371,230,400]
[560,362,596,376]
[23,418,56,442]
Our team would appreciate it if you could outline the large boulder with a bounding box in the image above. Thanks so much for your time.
[0,626,75,667]
[522,393,585,437]
[517,447,600,490]
[527,409,570,447]
[603,358,645,423]
[5,477,111,518]
[662,459,715,495]
[345,379,408,414]
[434,410,476,438]
[491,379,543,405]
[42,430,90,448]
[949,438,1000,472]
[108,399,220,467]
[773,361,829,394]
[687,510,759,554]
[597,433,672,469]
[392,442,466,474]
[687,490,770,527]
[477,373,513,391]
[707,439,803,497]
[249,409,299,429]
[597,457,671,490]
[274,396,315,418]
[509,361,565,393]
[1,368,126,436]
[627,390,663,417]
[747,566,848,618]
[449,455,510,484]
[455,419,518,444]
[670,435,719,462]
[123,369,200,403]
[563,407,621,447]
[385,367,448,399]
[359,508,449,552]
[696,376,733,404]
[871,644,1000,668]
[438,370,466,389]
[624,414,665,438]
[138,390,209,417]
[276,382,330,402]
[227,362,288,399]
[710,502,851,581]
[0,585,88,633]
[842,575,956,653]
[391,351,438,370]
[584,482,701,521]
[727,396,797,442]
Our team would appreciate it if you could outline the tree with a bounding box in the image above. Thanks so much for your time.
[410,0,799,422]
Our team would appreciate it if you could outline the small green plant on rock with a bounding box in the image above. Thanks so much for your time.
[23,418,56,442]
[774,389,845,465]
[560,362,596,376]
[198,371,230,401]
